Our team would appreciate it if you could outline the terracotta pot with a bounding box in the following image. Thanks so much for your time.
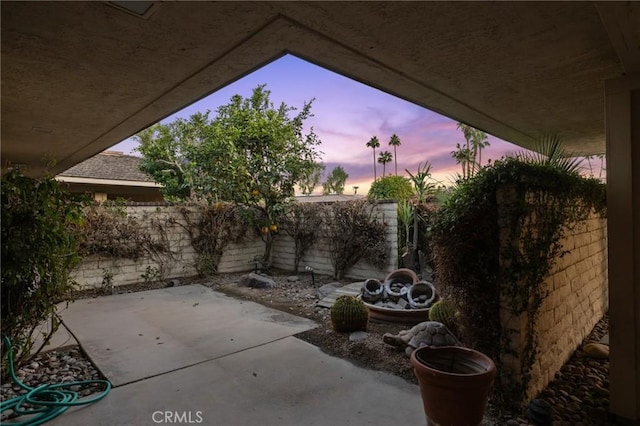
[384,268,417,301]
[410,346,496,426]
[384,268,418,285]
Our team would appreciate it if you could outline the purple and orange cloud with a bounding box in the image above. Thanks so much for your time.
[111,54,524,194]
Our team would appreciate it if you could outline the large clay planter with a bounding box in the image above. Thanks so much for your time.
[384,268,418,285]
[410,346,496,426]
[383,268,418,301]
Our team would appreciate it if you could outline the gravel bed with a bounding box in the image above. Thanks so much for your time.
[497,315,610,425]
[534,315,610,425]
[1,345,104,404]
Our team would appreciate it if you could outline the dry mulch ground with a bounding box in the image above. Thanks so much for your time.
[206,270,417,384]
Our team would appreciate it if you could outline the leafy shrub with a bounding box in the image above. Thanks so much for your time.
[324,200,389,279]
[279,202,325,272]
[1,169,84,377]
[367,176,414,202]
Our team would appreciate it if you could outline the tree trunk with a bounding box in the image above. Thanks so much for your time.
[406,203,420,271]
[373,148,377,180]
[394,147,398,176]
[263,235,273,272]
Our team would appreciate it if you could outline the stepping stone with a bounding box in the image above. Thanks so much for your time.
[316,282,363,309]
[583,342,609,359]
[317,283,339,300]
[349,331,369,342]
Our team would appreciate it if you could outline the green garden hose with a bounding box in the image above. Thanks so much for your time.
[1,336,111,425]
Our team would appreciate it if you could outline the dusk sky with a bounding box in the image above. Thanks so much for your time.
[111,54,528,194]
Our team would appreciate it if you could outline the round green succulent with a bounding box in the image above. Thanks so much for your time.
[428,300,458,332]
[330,295,369,332]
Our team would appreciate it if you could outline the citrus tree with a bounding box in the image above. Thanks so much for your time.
[137,85,322,268]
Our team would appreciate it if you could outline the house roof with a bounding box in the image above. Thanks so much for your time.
[58,152,152,182]
[296,194,366,203]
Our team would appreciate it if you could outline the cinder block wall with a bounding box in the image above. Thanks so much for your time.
[73,201,398,288]
[71,205,197,288]
[272,201,398,280]
[217,239,265,273]
[72,204,267,288]
[500,212,608,399]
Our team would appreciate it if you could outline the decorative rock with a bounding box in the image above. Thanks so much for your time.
[287,276,300,283]
[599,334,609,346]
[385,302,400,310]
[583,343,609,359]
[239,273,275,289]
[316,283,339,300]
[0,345,103,403]
[527,398,553,426]
[349,331,369,342]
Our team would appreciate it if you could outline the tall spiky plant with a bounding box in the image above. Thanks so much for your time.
[405,161,438,265]
[397,200,414,254]
[514,135,583,174]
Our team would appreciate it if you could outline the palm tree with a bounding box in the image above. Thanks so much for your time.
[456,123,474,177]
[366,136,380,180]
[378,150,393,177]
[471,129,490,171]
[455,123,490,177]
[388,134,402,176]
[451,143,472,179]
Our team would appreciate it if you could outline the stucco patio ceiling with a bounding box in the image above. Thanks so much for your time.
[1,1,636,176]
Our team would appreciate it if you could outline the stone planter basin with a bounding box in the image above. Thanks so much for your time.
[364,301,430,324]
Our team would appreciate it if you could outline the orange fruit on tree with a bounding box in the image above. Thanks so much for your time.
[269,224,278,232]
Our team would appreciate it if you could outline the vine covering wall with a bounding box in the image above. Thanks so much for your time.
[72,201,397,289]
[499,211,608,400]
[430,158,607,408]
[273,200,397,279]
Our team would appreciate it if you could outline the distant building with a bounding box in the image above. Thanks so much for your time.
[295,194,365,203]
[56,151,163,202]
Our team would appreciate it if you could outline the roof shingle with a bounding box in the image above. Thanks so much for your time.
[58,152,152,182]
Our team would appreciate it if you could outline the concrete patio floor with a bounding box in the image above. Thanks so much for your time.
[48,285,425,425]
